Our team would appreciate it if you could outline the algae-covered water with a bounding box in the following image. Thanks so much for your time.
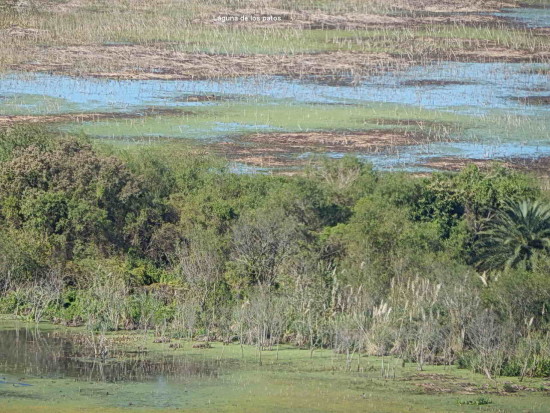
[0,326,228,409]
[1,323,550,413]
[0,323,402,412]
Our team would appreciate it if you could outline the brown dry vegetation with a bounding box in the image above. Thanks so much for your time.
[0,0,548,80]
[420,157,507,171]
[8,45,407,80]
[405,373,548,395]
[244,130,431,149]
[420,156,550,178]
[213,130,437,168]
[5,41,547,81]
[0,108,190,126]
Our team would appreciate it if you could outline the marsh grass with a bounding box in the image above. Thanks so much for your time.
[1,14,546,53]
[0,0,548,74]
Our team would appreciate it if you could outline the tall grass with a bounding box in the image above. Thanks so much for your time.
[0,0,547,72]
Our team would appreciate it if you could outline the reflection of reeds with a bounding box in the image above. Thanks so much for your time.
[0,327,222,383]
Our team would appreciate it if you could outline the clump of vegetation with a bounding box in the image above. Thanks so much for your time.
[457,396,492,406]
[475,200,550,271]
[0,126,549,381]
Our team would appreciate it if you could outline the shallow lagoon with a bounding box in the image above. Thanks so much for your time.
[321,140,550,172]
[1,62,548,116]
[0,62,548,170]
[494,8,550,28]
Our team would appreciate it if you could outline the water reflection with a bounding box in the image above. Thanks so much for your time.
[0,327,221,383]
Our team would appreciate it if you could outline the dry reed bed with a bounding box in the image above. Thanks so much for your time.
[0,0,548,79]
[213,129,439,168]
[419,156,550,177]
[0,108,190,126]
[3,41,548,80]
[6,45,407,80]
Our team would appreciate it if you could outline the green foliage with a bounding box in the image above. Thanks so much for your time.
[1,127,550,381]
[0,291,22,314]
[456,351,476,370]
[0,135,171,260]
[475,199,550,271]
[482,264,550,328]
[533,359,550,377]
[457,396,492,406]
[52,289,88,324]
[0,228,51,284]
[0,125,55,161]
[499,351,550,378]
[412,164,539,236]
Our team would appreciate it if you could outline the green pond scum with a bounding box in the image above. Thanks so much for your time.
[1,321,549,413]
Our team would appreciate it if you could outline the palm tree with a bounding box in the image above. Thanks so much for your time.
[475,199,550,271]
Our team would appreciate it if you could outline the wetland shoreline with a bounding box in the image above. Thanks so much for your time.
[1,321,550,412]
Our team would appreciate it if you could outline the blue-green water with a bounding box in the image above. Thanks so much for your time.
[311,141,550,172]
[0,62,548,170]
[1,63,548,116]
[494,8,550,28]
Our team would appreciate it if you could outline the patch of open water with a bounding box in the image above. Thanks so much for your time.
[0,326,235,409]
[0,328,222,383]
[493,8,550,28]
[0,63,547,116]
[313,140,550,172]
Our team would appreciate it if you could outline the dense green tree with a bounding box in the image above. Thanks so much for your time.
[0,138,170,260]
[413,164,539,237]
[0,125,55,161]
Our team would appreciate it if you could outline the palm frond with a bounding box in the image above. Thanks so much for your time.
[475,199,550,272]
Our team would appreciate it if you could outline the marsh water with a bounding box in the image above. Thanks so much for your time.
[0,328,224,383]
[1,61,548,170]
[0,325,264,410]
[494,8,550,28]
[0,4,549,171]
[0,324,398,412]
[1,62,547,115]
